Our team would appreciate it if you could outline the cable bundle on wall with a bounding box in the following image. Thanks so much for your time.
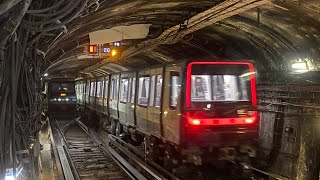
[0,0,94,179]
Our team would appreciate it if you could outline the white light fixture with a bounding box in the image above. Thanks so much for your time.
[291,62,309,73]
[44,73,48,77]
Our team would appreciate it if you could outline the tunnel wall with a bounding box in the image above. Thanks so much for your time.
[257,71,320,179]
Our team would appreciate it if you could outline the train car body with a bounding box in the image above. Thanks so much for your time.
[48,79,77,119]
[76,59,258,166]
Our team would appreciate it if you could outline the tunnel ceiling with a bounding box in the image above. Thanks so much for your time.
[20,0,320,77]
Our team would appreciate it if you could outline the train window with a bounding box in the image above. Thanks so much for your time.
[102,80,105,97]
[155,75,162,107]
[131,78,136,103]
[86,81,90,95]
[128,78,131,102]
[97,81,103,98]
[170,72,181,109]
[50,82,75,94]
[120,78,129,103]
[191,75,212,101]
[104,80,109,100]
[138,76,150,106]
[90,81,96,97]
[149,75,156,106]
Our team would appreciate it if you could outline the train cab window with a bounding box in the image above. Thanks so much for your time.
[120,78,129,103]
[190,64,251,104]
[130,78,136,103]
[191,75,212,101]
[138,76,150,106]
[155,75,162,107]
[149,75,156,106]
[170,72,181,109]
[90,81,96,97]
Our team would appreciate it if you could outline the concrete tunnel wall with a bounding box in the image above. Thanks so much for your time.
[257,72,320,179]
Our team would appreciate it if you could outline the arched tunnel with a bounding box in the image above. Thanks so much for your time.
[1,0,320,179]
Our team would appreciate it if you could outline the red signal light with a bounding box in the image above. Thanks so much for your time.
[88,44,97,54]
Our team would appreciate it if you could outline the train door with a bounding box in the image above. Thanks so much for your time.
[119,73,129,126]
[89,79,96,108]
[109,74,120,120]
[126,73,136,127]
[147,67,163,137]
[85,79,90,106]
[161,65,182,144]
[136,70,151,134]
[96,77,104,111]
[103,75,110,114]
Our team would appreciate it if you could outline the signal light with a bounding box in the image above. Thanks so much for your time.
[88,44,97,54]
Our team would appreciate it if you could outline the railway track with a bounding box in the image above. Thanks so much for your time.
[51,118,289,180]
[55,120,131,180]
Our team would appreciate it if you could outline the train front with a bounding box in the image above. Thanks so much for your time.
[182,61,258,164]
[48,80,77,119]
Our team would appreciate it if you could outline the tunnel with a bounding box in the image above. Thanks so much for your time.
[1,0,320,179]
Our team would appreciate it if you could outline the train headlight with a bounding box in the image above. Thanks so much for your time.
[245,119,254,123]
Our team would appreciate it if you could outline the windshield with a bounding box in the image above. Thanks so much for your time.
[50,82,75,94]
[190,64,252,102]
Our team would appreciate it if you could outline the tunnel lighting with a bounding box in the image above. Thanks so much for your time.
[292,62,308,70]
[111,49,118,57]
[66,98,69,101]
[58,98,61,101]
[114,42,121,47]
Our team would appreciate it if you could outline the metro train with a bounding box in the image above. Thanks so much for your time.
[76,60,258,168]
[48,78,77,119]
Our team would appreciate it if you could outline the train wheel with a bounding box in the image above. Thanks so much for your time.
[145,137,160,163]
[115,121,123,137]
[163,144,180,172]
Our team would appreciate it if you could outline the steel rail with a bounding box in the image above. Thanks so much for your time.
[75,119,147,180]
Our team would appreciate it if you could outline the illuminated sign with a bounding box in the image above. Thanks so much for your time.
[103,47,110,53]
[60,93,66,97]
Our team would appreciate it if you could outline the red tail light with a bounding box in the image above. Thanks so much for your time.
[186,111,258,126]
